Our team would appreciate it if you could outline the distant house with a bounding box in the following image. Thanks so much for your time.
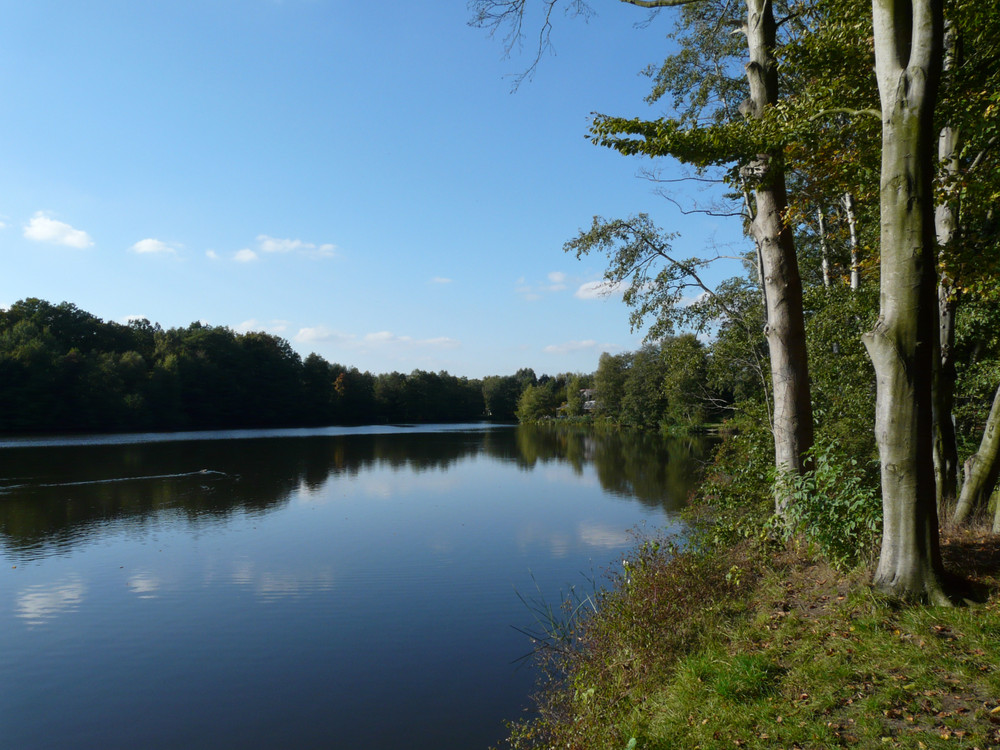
[581,388,596,413]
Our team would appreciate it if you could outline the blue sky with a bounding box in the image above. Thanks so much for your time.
[0,0,745,378]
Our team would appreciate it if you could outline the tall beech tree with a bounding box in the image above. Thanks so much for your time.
[864,0,949,602]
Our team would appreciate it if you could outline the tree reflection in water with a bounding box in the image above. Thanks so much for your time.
[0,425,712,558]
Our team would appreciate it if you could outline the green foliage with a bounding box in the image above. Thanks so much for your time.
[563,375,586,417]
[659,334,709,426]
[0,297,529,433]
[515,381,564,422]
[952,289,1000,457]
[593,351,631,419]
[803,283,879,464]
[587,337,721,431]
[692,403,776,547]
[772,439,881,570]
[620,345,671,429]
[482,374,523,420]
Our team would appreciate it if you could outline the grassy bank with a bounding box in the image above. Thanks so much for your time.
[504,527,1000,749]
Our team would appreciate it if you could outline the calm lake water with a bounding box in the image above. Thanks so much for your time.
[0,423,710,749]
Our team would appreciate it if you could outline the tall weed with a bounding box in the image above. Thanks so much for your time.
[772,439,881,569]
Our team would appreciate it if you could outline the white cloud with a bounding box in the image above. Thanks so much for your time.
[430,277,452,284]
[257,234,337,259]
[362,331,460,350]
[206,249,220,260]
[23,211,93,248]
[365,330,407,345]
[258,235,304,253]
[130,238,177,255]
[295,326,355,345]
[682,291,710,307]
[233,248,258,262]
[518,272,575,300]
[544,339,598,355]
[0,221,7,230]
[235,318,289,334]
[574,280,628,300]
[295,326,459,352]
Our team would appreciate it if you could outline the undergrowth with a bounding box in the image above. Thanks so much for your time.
[503,535,1000,750]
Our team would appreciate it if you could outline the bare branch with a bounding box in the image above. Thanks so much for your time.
[967,136,999,173]
[620,217,742,321]
[808,107,881,122]
[618,0,702,6]
[654,192,745,217]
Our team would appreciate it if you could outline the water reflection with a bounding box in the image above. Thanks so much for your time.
[0,425,710,560]
[515,424,711,509]
[15,577,87,625]
[0,424,714,750]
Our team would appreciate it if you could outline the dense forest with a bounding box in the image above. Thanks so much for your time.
[0,298,501,431]
[0,297,749,435]
[0,297,618,432]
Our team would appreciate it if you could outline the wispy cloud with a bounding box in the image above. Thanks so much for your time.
[430,276,452,284]
[295,326,356,346]
[23,211,94,248]
[363,331,460,349]
[295,326,460,352]
[233,248,258,263]
[235,319,290,334]
[257,234,337,259]
[574,280,628,300]
[547,271,567,291]
[517,271,574,300]
[544,339,598,355]
[130,238,177,255]
[206,250,220,260]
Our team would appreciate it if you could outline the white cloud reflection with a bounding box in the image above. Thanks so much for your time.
[126,572,161,599]
[228,560,335,602]
[16,578,87,625]
[577,522,632,549]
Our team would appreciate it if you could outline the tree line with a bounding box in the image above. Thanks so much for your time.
[0,298,554,432]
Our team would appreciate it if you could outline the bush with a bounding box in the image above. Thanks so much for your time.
[772,438,881,569]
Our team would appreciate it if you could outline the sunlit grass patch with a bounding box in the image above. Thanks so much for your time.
[503,532,1000,750]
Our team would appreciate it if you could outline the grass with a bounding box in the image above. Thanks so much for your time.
[502,527,1000,750]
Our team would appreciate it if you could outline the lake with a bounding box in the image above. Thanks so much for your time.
[0,423,710,749]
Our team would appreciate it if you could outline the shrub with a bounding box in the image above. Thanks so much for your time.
[772,438,881,569]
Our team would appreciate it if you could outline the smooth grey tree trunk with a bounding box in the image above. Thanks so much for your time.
[865,0,949,603]
[953,383,1000,526]
[818,208,831,288]
[934,278,960,509]
[743,0,813,515]
[934,25,960,511]
[843,192,861,290]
